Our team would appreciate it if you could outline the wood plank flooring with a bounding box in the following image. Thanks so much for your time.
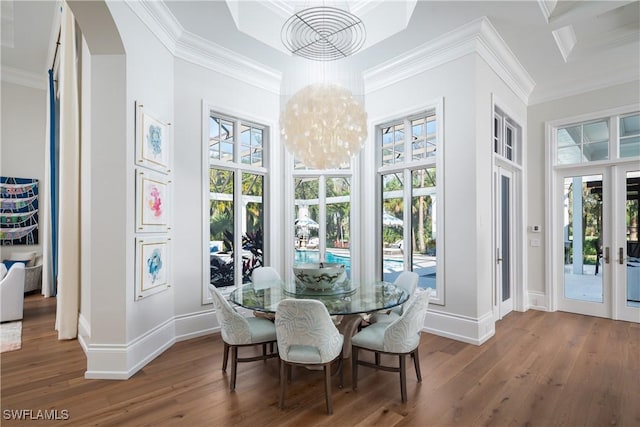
[1,294,639,426]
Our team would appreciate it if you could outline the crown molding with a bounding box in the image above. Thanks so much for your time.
[125,0,184,54]
[529,71,639,106]
[127,0,281,94]
[363,17,536,104]
[1,66,47,90]
[175,31,282,95]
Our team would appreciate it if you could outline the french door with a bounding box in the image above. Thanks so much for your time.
[556,163,639,322]
[494,166,514,319]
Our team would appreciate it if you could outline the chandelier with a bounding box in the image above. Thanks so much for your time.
[280,6,368,169]
[280,83,367,169]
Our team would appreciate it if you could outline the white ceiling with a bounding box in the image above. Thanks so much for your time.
[2,0,639,104]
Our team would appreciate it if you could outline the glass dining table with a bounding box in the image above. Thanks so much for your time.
[229,279,410,357]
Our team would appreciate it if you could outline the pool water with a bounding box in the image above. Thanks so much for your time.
[294,250,404,279]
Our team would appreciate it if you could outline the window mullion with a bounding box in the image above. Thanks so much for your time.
[611,116,619,160]
[405,117,412,164]
[403,168,412,268]
[234,166,243,287]
[318,175,327,261]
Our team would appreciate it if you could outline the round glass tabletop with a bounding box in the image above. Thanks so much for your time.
[228,279,409,316]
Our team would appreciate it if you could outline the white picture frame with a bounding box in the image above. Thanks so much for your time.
[135,168,171,233]
[135,235,171,300]
[135,101,172,174]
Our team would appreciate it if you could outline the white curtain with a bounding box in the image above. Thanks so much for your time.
[55,2,80,340]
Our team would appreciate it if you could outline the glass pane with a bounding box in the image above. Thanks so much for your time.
[411,168,437,291]
[557,146,582,165]
[326,177,351,278]
[411,115,436,161]
[501,175,510,301]
[583,140,608,162]
[382,173,404,281]
[563,175,603,303]
[381,122,405,166]
[210,116,220,140]
[494,116,500,153]
[220,119,234,141]
[626,171,640,307]
[583,120,608,143]
[294,178,319,254]
[557,125,581,147]
[505,122,514,161]
[620,114,640,138]
[242,173,264,283]
[220,141,233,162]
[620,135,640,158]
[210,168,234,287]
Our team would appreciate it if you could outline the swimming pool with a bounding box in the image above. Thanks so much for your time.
[294,250,404,278]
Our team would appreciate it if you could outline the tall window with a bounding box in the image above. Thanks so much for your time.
[378,106,443,302]
[209,113,267,288]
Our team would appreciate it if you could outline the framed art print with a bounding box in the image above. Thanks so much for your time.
[135,101,172,174]
[135,236,171,300]
[136,168,171,233]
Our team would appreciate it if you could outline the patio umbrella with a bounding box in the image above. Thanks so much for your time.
[294,217,319,229]
[382,212,403,227]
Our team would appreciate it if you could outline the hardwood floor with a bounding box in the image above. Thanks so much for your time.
[2,294,639,426]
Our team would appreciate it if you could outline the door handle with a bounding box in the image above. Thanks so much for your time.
[496,248,502,264]
[604,247,610,264]
[619,247,624,265]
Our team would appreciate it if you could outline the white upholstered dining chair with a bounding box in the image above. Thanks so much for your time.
[275,298,344,414]
[369,270,419,324]
[208,284,278,391]
[351,288,431,402]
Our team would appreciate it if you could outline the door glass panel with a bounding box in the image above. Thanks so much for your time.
[626,171,640,307]
[381,173,404,281]
[412,168,437,290]
[294,178,319,254]
[210,169,234,287]
[242,173,263,283]
[501,175,511,301]
[563,175,603,302]
[326,177,351,278]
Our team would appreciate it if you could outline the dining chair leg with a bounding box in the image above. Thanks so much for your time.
[375,351,380,367]
[399,354,407,403]
[230,346,238,391]
[413,348,422,382]
[222,342,229,372]
[279,359,286,410]
[338,351,344,389]
[324,364,333,415]
[352,347,358,391]
[262,343,267,359]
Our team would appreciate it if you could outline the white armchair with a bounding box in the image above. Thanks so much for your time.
[1,263,26,322]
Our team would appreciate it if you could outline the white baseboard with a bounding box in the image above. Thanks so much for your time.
[84,317,176,380]
[83,309,221,380]
[174,309,219,342]
[424,309,495,345]
[527,291,549,311]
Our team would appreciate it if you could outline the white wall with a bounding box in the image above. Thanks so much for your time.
[172,59,281,334]
[0,82,46,260]
[526,80,640,307]
[364,54,488,340]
